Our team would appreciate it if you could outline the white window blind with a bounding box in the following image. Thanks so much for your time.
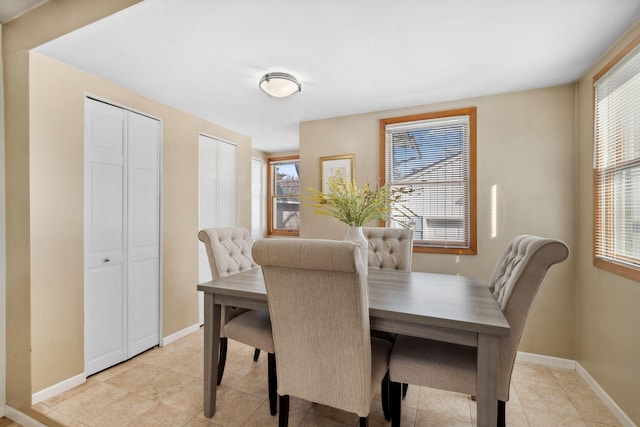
[594,42,640,274]
[385,112,474,251]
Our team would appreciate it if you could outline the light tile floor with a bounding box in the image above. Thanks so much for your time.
[0,417,20,427]
[25,327,622,427]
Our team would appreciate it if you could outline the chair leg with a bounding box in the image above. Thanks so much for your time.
[217,337,228,386]
[380,371,391,421]
[278,394,289,427]
[268,352,278,416]
[359,416,368,427]
[402,383,408,399]
[390,381,402,427]
[253,348,261,361]
[498,400,506,427]
[381,371,391,421]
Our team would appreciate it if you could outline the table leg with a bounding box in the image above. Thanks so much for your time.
[476,333,500,427]
[204,293,221,418]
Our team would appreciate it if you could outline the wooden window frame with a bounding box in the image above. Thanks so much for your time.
[592,33,640,282]
[267,155,300,237]
[379,107,477,255]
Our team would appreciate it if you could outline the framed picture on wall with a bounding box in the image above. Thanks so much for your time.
[320,154,355,193]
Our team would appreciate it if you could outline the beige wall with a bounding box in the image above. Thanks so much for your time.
[28,52,253,394]
[252,149,269,162]
[0,26,6,409]
[576,21,640,425]
[3,0,255,408]
[3,0,143,410]
[300,85,577,359]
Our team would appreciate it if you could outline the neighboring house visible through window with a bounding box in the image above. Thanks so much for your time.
[267,156,300,236]
[380,108,477,254]
[593,36,640,281]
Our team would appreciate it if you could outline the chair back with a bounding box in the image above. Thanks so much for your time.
[489,235,569,400]
[252,238,373,416]
[198,227,258,279]
[363,227,413,271]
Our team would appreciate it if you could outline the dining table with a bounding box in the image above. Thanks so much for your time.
[197,267,511,427]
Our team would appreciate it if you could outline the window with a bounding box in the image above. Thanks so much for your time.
[267,156,300,236]
[593,36,640,281]
[380,108,477,254]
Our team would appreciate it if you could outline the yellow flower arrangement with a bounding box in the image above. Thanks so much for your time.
[307,172,414,227]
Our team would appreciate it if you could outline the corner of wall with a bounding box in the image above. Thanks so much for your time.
[0,24,8,410]
[574,20,640,426]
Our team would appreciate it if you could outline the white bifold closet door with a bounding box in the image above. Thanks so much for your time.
[198,134,237,325]
[85,98,161,376]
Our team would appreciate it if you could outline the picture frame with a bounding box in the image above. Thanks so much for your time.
[320,154,355,193]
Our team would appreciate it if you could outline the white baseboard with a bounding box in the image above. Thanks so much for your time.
[576,363,637,427]
[162,323,200,346]
[0,404,4,417]
[516,351,576,370]
[31,372,85,405]
[5,405,48,427]
[516,352,635,427]
[26,325,200,407]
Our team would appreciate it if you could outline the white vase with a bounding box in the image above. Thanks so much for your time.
[344,226,368,276]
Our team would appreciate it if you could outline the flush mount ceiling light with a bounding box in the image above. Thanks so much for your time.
[259,72,301,98]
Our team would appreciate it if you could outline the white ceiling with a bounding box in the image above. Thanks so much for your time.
[30,0,640,152]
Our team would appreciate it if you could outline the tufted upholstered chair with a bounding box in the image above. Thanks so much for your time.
[198,227,277,416]
[363,226,413,398]
[363,227,413,271]
[252,238,393,427]
[388,235,569,427]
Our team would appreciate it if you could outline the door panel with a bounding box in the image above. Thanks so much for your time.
[130,168,159,247]
[85,99,126,376]
[199,178,218,230]
[85,265,126,375]
[87,163,124,255]
[218,141,237,227]
[90,110,125,153]
[127,258,160,355]
[198,135,217,324]
[127,111,160,358]
[251,158,264,240]
[199,141,218,181]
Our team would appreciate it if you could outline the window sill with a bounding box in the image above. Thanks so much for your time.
[268,230,300,237]
[413,245,477,255]
[594,257,640,282]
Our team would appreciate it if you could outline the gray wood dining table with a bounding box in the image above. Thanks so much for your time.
[197,267,510,427]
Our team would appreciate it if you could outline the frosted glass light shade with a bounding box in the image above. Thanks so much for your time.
[259,72,301,98]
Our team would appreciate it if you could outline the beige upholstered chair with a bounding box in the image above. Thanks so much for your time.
[252,238,393,427]
[363,227,413,271]
[363,226,413,398]
[389,235,569,427]
[198,227,277,415]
